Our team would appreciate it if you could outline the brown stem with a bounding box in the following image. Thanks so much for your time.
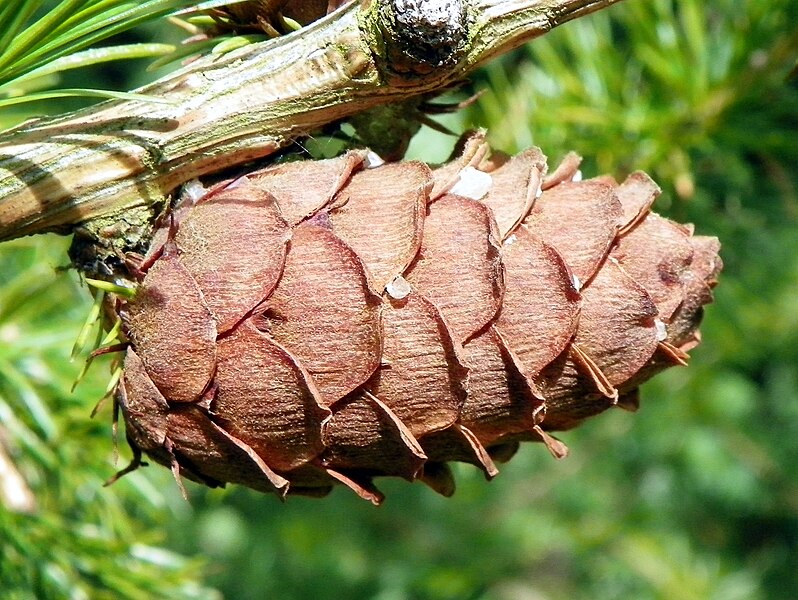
[0,0,623,242]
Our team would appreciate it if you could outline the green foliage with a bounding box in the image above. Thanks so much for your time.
[0,0,202,107]
[0,0,260,112]
[468,0,798,205]
[0,237,218,599]
[1,0,797,598]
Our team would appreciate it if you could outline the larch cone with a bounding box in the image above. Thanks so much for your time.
[110,132,721,504]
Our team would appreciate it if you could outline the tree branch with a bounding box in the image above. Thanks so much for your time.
[0,0,623,243]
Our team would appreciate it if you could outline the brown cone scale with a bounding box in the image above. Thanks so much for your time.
[113,138,721,503]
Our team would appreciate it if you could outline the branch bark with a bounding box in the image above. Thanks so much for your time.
[0,0,623,242]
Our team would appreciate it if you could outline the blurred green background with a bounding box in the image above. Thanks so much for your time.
[1,1,797,598]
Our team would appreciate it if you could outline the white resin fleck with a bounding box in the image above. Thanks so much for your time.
[654,318,668,341]
[182,179,208,203]
[365,151,385,169]
[386,274,412,300]
[450,166,492,200]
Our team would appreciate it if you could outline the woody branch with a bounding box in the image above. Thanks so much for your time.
[0,0,622,243]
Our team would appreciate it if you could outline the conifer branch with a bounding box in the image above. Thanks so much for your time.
[0,0,622,243]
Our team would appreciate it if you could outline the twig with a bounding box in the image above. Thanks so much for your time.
[0,0,623,242]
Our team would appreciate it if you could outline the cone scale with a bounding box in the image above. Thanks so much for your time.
[112,133,721,504]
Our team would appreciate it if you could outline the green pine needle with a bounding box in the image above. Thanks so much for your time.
[101,317,123,347]
[146,36,220,71]
[71,289,104,360]
[0,43,175,95]
[0,87,177,108]
[72,317,123,393]
[210,35,259,55]
[0,0,241,116]
[84,277,136,298]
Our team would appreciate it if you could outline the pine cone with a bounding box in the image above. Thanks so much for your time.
[112,133,721,503]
